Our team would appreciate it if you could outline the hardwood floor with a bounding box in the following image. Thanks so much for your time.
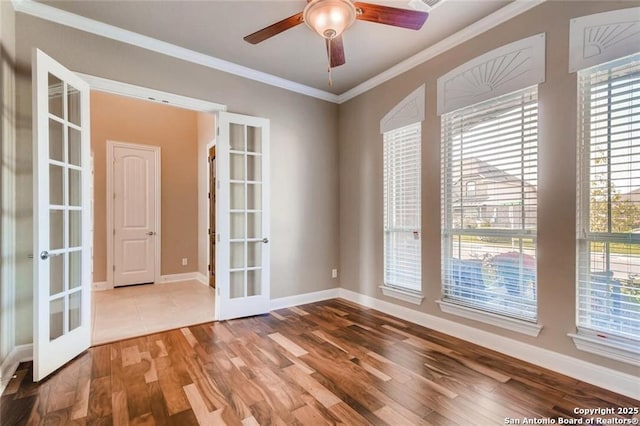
[2,298,638,425]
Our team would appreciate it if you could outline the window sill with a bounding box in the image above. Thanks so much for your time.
[568,332,640,366]
[379,286,424,305]
[436,300,542,337]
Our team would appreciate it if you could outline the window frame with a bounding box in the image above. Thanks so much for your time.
[572,53,640,365]
[439,86,540,332]
[382,121,423,302]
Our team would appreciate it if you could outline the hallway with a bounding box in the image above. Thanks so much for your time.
[92,280,215,345]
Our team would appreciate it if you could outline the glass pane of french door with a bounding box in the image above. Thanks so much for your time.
[47,75,84,340]
[229,123,264,299]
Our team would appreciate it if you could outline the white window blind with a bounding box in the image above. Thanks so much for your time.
[384,122,421,292]
[576,53,640,343]
[442,87,538,321]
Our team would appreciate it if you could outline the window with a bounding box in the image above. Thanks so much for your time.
[441,87,538,321]
[383,122,421,294]
[576,53,640,350]
[465,181,476,198]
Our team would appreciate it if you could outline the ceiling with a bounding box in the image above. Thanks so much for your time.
[37,0,513,95]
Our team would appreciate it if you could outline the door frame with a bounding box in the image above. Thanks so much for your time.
[106,140,161,288]
[207,140,216,288]
[80,74,226,292]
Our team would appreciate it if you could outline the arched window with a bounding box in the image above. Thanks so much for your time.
[380,85,424,304]
[571,8,640,362]
[465,181,476,198]
[438,34,544,330]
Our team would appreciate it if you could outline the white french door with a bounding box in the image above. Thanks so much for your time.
[215,112,270,320]
[32,49,91,381]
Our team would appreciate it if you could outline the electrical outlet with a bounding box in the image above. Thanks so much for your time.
[332,269,338,279]
[181,258,188,266]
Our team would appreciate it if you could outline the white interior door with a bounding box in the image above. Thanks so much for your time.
[32,49,91,381]
[215,112,270,320]
[111,143,159,286]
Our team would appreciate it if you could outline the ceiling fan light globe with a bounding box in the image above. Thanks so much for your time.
[303,0,356,40]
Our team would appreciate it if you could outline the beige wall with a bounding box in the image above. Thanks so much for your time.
[338,0,639,376]
[0,0,16,364]
[13,13,340,344]
[91,91,199,281]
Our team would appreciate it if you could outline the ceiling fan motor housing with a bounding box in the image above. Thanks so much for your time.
[303,0,357,40]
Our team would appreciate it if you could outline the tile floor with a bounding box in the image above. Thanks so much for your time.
[91,280,215,345]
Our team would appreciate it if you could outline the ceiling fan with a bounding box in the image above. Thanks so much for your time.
[243,0,429,73]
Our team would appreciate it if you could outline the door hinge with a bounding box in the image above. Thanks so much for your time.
[113,229,116,235]
[217,234,220,242]
[216,127,220,136]
[112,265,115,272]
[207,264,211,271]
[113,193,116,199]
[208,192,210,199]
[208,228,211,235]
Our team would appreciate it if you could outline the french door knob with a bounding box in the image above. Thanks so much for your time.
[146,231,156,236]
[262,238,269,244]
[40,251,61,260]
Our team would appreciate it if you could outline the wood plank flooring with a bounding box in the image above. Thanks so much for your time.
[2,298,638,425]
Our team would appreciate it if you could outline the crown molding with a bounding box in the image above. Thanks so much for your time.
[11,0,340,103]
[337,0,546,104]
[13,0,545,105]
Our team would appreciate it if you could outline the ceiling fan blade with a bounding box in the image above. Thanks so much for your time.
[243,12,304,44]
[354,2,428,30]
[326,35,346,68]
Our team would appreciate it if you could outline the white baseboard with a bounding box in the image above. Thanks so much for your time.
[270,287,340,311]
[0,344,34,394]
[92,281,111,291]
[196,273,208,286]
[93,273,201,290]
[337,289,640,400]
[159,272,199,283]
